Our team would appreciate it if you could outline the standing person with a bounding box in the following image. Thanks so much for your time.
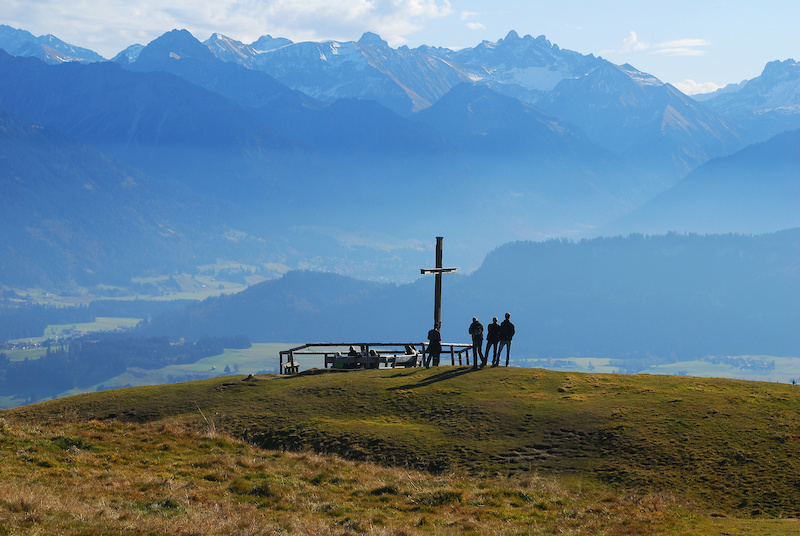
[468,317,484,369]
[426,322,442,368]
[486,317,501,367]
[497,312,515,367]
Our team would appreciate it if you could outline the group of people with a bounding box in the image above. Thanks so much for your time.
[424,313,515,369]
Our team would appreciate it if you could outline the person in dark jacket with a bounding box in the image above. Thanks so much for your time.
[468,317,484,369]
[426,322,442,368]
[497,312,515,366]
[486,316,501,367]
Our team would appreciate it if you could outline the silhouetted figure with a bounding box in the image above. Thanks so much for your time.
[486,317,501,367]
[469,317,484,369]
[426,323,442,368]
[497,312,515,366]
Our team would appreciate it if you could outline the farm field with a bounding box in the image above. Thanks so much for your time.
[59,343,295,396]
[521,355,800,384]
[3,347,49,362]
[8,317,143,345]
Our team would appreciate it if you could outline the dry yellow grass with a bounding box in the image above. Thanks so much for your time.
[0,416,701,535]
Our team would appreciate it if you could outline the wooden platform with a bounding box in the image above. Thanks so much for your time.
[278,342,475,374]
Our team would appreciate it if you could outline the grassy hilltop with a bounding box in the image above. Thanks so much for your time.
[2,366,800,535]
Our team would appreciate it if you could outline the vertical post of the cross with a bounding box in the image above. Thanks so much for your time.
[420,236,458,330]
[433,236,443,327]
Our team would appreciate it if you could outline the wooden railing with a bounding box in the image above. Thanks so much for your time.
[279,342,475,374]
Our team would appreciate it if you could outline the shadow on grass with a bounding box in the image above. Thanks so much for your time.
[389,366,479,390]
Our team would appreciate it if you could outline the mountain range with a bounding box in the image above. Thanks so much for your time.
[696,59,800,144]
[1,24,799,294]
[0,24,104,64]
[606,128,800,235]
[133,29,751,185]
[136,230,800,362]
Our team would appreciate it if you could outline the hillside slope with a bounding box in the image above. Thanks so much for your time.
[605,128,800,235]
[0,110,213,288]
[136,231,800,362]
[8,367,800,519]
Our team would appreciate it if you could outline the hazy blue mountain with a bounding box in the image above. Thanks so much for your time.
[117,29,316,111]
[0,51,437,287]
[1,49,624,288]
[697,59,800,144]
[137,230,800,362]
[3,24,796,292]
[351,32,469,112]
[250,35,294,52]
[0,24,105,63]
[0,110,212,289]
[212,30,602,116]
[120,30,449,156]
[0,49,296,201]
[245,84,653,282]
[538,62,742,189]
[204,32,294,64]
[0,50,284,146]
[603,128,800,236]
[415,82,647,206]
[0,106,352,292]
[213,26,740,183]
[137,270,422,343]
[203,33,260,68]
[0,24,753,183]
[111,44,145,64]
[257,96,448,154]
[209,28,746,187]
[468,231,800,359]
[422,30,601,104]
[102,33,651,250]
[239,32,422,115]
[417,82,594,155]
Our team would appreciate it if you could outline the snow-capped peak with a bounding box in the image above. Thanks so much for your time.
[619,64,664,87]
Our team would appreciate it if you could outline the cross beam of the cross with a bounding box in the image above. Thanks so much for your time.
[420,236,457,329]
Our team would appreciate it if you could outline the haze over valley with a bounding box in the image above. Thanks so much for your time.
[1,21,799,404]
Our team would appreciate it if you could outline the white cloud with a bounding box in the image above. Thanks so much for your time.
[6,0,454,57]
[653,47,707,57]
[652,38,711,56]
[621,30,649,52]
[178,0,454,47]
[459,9,483,31]
[673,79,722,95]
[659,38,711,49]
[618,31,710,57]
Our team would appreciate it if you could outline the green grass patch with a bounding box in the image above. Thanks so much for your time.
[7,366,800,523]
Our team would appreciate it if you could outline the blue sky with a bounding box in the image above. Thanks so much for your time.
[5,0,798,94]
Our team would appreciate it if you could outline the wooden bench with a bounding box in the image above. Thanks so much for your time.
[387,352,420,368]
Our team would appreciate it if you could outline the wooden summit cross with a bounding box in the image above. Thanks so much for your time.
[420,236,458,329]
